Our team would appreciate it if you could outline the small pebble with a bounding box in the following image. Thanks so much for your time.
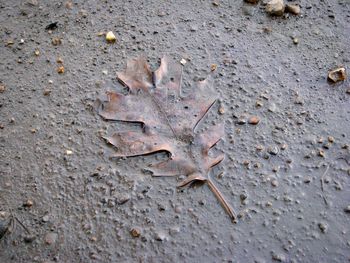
[66,150,73,155]
[248,116,260,125]
[271,179,279,187]
[267,146,279,155]
[256,101,263,107]
[57,66,65,74]
[43,89,51,96]
[130,227,141,237]
[210,64,217,72]
[303,177,312,183]
[256,145,264,151]
[266,0,285,16]
[0,85,5,93]
[285,4,301,15]
[52,37,62,46]
[328,67,347,83]
[272,252,286,262]
[318,222,328,233]
[106,31,116,43]
[280,143,288,150]
[44,232,58,245]
[42,215,50,222]
[154,231,167,241]
[237,116,247,125]
[328,136,334,143]
[180,58,187,65]
[293,37,299,45]
[318,149,325,157]
[34,50,40,56]
[24,199,33,207]
[240,193,248,201]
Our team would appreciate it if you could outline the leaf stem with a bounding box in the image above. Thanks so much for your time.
[206,178,237,223]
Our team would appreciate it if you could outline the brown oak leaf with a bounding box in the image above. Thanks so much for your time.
[97,56,236,222]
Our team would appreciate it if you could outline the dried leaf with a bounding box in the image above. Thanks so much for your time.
[97,56,236,222]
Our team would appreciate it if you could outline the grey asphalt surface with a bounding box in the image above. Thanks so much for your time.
[0,0,349,262]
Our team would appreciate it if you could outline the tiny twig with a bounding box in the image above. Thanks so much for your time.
[14,217,30,234]
[320,165,329,206]
[207,177,237,223]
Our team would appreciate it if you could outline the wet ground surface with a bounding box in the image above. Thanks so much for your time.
[0,0,350,262]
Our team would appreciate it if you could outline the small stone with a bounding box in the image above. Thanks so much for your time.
[52,37,62,46]
[34,50,40,56]
[174,205,182,213]
[293,37,299,45]
[43,89,51,96]
[212,1,219,6]
[27,0,38,6]
[180,58,187,65]
[158,11,166,17]
[56,57,63,64]
[218,106,225,115]
[24,199,33,207]
[318,222,328,233]
[280,143,288,150]
[248,116,260,125]
[237,116,247,125]
[328,67,347,83]
[65,1,73,9]
[256,100,263,107]
[285,4,300,15]
[266,0,285,16]
[44,232,58,245]
[271,179,279,187]
[303,177,312,183]
[154,231,167,241]
[256,145,264,151]
[344,206,350,213]
[210,64,217,71]
[318,149,325,157]
[267,146,279,155]
[66,150,73,155]
[190,25,198,32]
[42,215,50,222]
[130,227,141,238]
[0,85,5,93]
[115,194,130,205]
[346,88,350,94]
[240,193,248,201]
[57,66,65,74]
[272,166,280,172]
[106,31,116,43]
[272,252,286,262]
[327,136,334,143]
